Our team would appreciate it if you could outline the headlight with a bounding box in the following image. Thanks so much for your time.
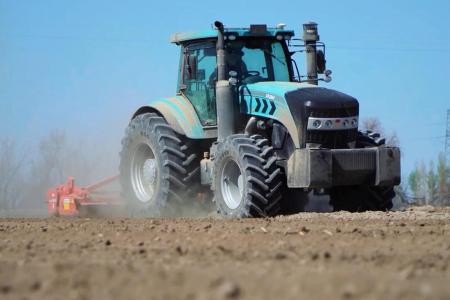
[312,120,321,128]
[342,120,349,127]
[351,119,358,127]
[325,120,333,127]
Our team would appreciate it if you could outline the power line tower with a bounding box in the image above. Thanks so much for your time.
[447,109,450,166]
[445,109,450,203]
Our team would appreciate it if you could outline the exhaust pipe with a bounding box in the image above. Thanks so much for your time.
[215,21,226,82]
[215,21,235,142]
[303,22,319,85]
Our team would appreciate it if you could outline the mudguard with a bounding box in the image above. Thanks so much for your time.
[132,96,217,139]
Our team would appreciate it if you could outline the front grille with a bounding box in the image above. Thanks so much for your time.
[304,106,358,148]
[306,129,357,149]
[332,149,376,171]
[306,106,358,118]
[331,149,377,185]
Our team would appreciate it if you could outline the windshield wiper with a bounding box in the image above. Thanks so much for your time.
[262,49,286,65]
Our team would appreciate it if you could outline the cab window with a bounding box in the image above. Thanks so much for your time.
[227,38,290,83]
[182,42,217,126]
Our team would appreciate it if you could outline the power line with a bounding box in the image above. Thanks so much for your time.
[328,45,450,53]
[2,33,450,53]
[0,33,155,44]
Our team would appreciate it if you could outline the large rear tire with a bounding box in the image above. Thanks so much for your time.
[212,134,282,218]
[329,131,395,212]
[119,113,200,217]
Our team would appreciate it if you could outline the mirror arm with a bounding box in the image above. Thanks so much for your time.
[291,59,301,82]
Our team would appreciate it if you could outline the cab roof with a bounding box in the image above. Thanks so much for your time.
[170,26,295,45]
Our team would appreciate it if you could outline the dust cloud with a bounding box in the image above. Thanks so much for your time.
[0,115,125,217]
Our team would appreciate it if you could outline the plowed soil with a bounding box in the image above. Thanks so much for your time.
[1,206,450,300]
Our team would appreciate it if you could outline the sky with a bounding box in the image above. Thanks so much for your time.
[1,0,449,181]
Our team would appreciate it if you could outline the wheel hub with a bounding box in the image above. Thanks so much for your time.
[131,143,158,203]
[221,159,244,210]
[143,159,157,185]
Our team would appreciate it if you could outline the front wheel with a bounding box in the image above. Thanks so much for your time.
[212,134,283,218]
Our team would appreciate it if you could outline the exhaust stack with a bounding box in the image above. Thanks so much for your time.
[303,22,319,85]
[214,21,235,141]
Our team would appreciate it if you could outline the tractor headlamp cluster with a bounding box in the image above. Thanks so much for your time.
[307,116,358,131]
[312,120,321,128]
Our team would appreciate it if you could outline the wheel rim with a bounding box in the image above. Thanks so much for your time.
[131,143,158,203]
[221,159,244,210]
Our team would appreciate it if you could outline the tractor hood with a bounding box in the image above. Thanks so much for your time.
[240,81,359,148]
[242,81,315,97]
[241,81,358,111]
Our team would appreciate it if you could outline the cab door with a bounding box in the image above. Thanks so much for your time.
[180,41,217,126]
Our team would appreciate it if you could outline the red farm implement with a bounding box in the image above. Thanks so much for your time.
[46,175,123,217]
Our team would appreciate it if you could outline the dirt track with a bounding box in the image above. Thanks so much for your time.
[1,206,450,300]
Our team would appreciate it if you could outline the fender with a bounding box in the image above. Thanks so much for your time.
[132,96,217,139]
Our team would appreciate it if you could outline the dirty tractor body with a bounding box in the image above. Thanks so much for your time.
[119,22,400,217]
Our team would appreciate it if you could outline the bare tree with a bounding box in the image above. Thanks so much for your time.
[386,132,400,148]
[362,117,399,147]
[427,160,438,204]
[436,153,449,205]
[408,161,427,204]
[36,130,67,185]
[362,117,382,133]
[23,130,99,209]
[0,139,26,210]
[407,154,450,206]
[1,130,117,213]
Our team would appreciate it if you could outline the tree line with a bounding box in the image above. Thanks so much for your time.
[1,118,448,212]
[407,153,449,206]
[0,131,118,212]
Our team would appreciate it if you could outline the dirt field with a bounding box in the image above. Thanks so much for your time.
[1,206,450,300]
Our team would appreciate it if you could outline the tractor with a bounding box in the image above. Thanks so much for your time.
[119,21,401,217]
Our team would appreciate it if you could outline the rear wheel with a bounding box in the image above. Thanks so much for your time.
[119,113,200,217]
[329,131,395,212]
[212,134,282,218]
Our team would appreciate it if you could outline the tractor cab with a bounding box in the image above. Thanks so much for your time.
[171,25,296,126]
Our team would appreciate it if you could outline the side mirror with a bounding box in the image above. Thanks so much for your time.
[186,54,198,80]
[316,50,326,74]
[323,69,332,83]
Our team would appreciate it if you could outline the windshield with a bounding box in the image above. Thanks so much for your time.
[225,38,290,83]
